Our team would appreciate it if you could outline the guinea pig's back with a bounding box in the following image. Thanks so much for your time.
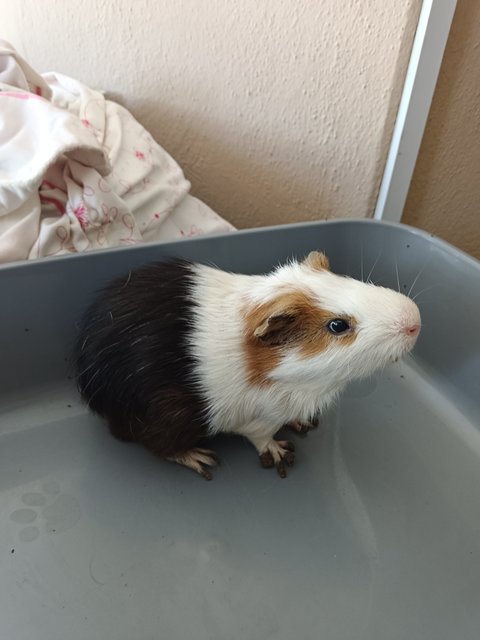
[75,259,202,442]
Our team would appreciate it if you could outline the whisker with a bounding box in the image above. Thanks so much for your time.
[366,250,382,283]
[360,244,364,283]
[408,259,431,298]
[412,283,440,301]
[394,259,400,293]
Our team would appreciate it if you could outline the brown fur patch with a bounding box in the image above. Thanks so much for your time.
[303,251,330,271]
[243,290,356,385]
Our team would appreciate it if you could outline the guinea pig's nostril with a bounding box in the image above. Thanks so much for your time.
[404,324,420,337]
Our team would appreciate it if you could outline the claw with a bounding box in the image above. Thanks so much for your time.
[277,461,287,478]
[200,468,213,481]
[259,440,296,478]
[260,451,275,469]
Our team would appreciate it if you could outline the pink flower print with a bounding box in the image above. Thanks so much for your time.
[101,204,118,224]
[180,225,204,238]
[96,227,107,246]
[118,178,131,192]
[134,150,146,161]
[73,203,89,229]
[45,226,75,256]
[140,212,163,235]
[81,119,91,128]
[130,178,150,194]
[98,177,112,193]
[120,214,137,244]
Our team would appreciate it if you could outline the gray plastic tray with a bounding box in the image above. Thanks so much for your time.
[1,219,479,640]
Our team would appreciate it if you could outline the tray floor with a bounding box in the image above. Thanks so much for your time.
[1,361,479,640]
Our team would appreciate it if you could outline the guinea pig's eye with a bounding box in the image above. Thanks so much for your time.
[327,319,350,334]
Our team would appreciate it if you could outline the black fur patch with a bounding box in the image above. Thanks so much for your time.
[74,259,209,458]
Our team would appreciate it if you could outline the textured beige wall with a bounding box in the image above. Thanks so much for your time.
[2,0,420,229]
[403,0,480,260]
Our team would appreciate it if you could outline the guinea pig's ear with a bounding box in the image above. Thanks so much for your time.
[253,310,297,346]
[303,251,330,271]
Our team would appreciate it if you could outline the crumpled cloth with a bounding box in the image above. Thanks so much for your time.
[0,40,234,262]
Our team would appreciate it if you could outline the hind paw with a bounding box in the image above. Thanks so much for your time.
[168,447,219,480]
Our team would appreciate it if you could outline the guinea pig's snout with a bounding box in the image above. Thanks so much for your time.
[398,303,421,340]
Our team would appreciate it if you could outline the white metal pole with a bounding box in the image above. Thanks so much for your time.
[374,0,457,222]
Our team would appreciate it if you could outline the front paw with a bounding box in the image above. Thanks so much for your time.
[259,440,295,478]
[286,416,319,435]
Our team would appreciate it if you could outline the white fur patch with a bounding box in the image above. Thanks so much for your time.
[187,259,420,443]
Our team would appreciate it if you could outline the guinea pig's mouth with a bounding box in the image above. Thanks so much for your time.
[389,335,419,364]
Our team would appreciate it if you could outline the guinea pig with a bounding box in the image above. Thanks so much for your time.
[74,251,421,479]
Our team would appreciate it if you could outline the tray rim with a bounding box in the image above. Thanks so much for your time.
[1,218,478,273]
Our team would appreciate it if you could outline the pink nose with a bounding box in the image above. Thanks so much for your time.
[404,324,420,337]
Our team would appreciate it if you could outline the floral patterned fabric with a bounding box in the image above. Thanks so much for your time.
[0,40,234,263]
